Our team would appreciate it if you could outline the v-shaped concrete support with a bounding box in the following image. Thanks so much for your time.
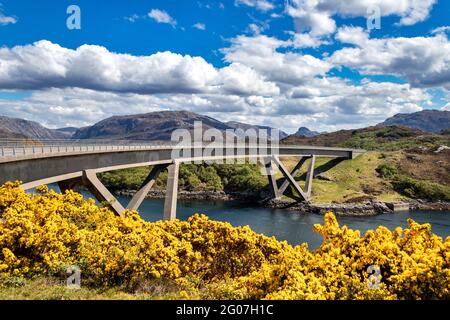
[82,170,126,217]
[127,164,168,211]
[270,155,317,202]
[278,156,311,195]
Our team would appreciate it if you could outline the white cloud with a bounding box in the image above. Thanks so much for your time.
[442,103,450,111]
[331,30,450,89]
[432,26,450,34]
[0,10,17,25]
[235,0,274,12]
[286,0,437,36]
[148,9,177,27]
[0,33,441,132]
[222,35,332,85]
[124,14,141,23]
[193,22,206,30]
[0,40,282,99]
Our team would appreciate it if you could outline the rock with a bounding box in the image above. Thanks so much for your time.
[435,145,450,153]
[315,173,333,181]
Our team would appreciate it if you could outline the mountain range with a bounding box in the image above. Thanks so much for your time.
[0,110,449,142]
[376,110,450,133]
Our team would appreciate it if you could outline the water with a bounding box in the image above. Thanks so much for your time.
[115,196,450,249]
[45,185,449,249]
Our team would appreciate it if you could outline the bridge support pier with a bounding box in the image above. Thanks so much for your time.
[127,164,168,211]
[270,155,316,202]
[263,157,281,199]
[82,170,126,217]
[163,161,180,221]
[278,156,311,196]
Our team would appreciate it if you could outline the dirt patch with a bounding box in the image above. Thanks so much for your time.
[396,149,450,186]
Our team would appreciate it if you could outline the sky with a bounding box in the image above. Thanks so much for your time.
[0,0,449,133]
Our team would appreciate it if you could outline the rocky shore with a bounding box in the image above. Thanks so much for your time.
[113,189,450,217]
[115,189,259,202]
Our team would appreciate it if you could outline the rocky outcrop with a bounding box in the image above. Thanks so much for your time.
[264,199,393,216]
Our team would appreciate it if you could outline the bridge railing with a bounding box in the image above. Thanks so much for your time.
[0,139,179,158]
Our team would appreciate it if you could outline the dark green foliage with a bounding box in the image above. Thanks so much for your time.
[376,162,450,201]
[376,164,398,179]
[212,163,267,193]
[392,176,450,201]
[99,163,267,194]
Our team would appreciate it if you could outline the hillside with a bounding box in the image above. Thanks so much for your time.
[282,125,450,151]
[73,111,286,141]
[377,110,450,133]
[0,116,67,140]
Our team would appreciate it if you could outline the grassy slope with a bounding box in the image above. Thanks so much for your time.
[279,152,403,203]
[0,277,186,300]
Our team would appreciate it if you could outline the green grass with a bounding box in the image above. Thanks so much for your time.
[0,276,188,300]
[280,153,403,203]
[338,127,450,151]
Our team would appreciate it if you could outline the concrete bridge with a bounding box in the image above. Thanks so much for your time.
[0,140,364,220]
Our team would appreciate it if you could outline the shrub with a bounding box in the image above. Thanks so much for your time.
[392,176,450,201]
[0,182,448,300]
[376,163,398,179]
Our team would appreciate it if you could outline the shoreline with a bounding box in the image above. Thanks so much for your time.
[113,189,450,217]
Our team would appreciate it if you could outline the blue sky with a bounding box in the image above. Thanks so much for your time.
[0,0,449,132]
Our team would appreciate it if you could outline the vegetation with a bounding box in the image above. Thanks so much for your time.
[0,182,449,300]
[338,126,450,151]
[391,176,450,201]
[99,163,267,194]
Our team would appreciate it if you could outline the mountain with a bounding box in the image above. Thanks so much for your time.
[54,127,79,139]
[0,116,68,140]
[226,121,288,139]
[0,128,30,140]
[72,111,287,141]
[377,110,450,133]
[294,127,320,137]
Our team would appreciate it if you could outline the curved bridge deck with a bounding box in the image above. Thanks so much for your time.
[0,140,365,220]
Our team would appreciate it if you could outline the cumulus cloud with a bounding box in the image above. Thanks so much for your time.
[222,35,332,85]
[331,29,450,89]
[235,0,274,12]
[148,9,177,27]
[286,0,436,36]
[0,32,441,132]
[0,8,17,25]
[0,40,281,98]
[193,22,206,30]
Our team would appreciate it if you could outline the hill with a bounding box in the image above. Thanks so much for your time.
[73,111,286,141]
[377,110,450,133]
[282,125,450,151]
[0,116,67,140]
[294,127,320,137]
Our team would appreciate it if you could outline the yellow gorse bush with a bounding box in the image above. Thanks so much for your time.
[0,182,448,299]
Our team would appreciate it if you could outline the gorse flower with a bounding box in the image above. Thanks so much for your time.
[0,181,448,299]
